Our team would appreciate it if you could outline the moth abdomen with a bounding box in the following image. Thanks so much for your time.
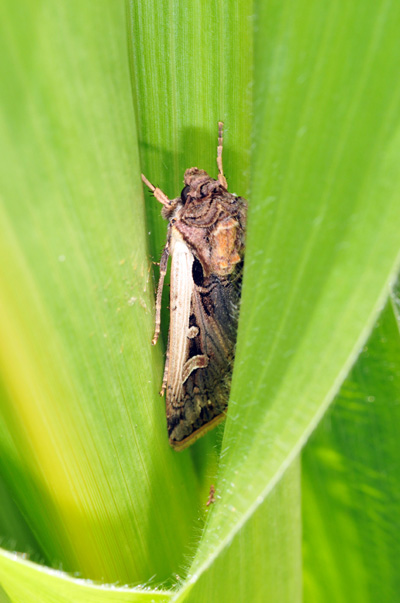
[167,390,229,451]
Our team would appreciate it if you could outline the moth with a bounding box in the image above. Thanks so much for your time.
[142,122,247,450]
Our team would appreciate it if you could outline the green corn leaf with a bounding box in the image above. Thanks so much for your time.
[1,0,400,601]
[0,0,200,587]
[0,549,169,603]
[173,0,400,596]
[303,293,400,602]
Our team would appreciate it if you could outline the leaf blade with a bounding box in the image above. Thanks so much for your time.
[0,549,170,603]
[303,295,400,602]
[0,0,200,584]
[180,0,400,592]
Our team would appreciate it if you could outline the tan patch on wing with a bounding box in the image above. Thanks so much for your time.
[210,218,242,275]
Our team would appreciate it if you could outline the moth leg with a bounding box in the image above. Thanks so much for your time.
[182,354,209,384]
[141,173,171,207]
[152,243,169,346]
[160,344,169,397]
[217,121,228,189]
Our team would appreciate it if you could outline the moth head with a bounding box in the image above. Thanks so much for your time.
[183,167,222,201]
[183,167,209,187]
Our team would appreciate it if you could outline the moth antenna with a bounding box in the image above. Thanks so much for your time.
[217,122,228,189]
[141,173,171,206]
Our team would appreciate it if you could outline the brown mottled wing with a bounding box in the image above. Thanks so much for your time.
[166,259,243,449]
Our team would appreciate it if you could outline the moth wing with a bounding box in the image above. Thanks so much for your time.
[165,232,194,406]
[167,262,242,450]
[186,272,239,399]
